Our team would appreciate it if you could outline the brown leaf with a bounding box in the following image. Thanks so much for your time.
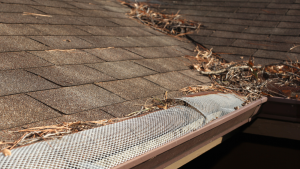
[2,149,11,156]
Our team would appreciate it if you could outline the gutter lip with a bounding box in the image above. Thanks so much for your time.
[112,95,267,169]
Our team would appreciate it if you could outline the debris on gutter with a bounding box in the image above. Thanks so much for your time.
[0,92,253,169]
[182,45,300,105]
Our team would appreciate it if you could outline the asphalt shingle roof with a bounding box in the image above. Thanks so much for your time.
[0,0,207,144]
[1,0,299,146]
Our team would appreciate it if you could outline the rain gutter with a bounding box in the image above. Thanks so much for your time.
[257,96,300,123]
[113,96,267,169]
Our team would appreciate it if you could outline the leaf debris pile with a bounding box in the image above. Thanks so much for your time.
[120,0,201,36]
[183,45,300,105]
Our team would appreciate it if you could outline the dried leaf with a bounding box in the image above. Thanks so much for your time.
[2,149,11,156]
[23,12,52,17]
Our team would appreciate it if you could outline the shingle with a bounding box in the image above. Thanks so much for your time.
[83,48,143,61]
[100,98,152,117]
[0,13,45,24]
[211,31,269,41]
[212,46,257,56]
[34,0,75,8]
[287,9,300,15]
[68,9,127,18]
[253,50,300,61]
[29,25,91,35]
[105,18,142,26]
[0,94,61,130]
[133,57,190,72]
[75,17,119,26]
[0,4,40,13]
[220,54,282,66]
[0,52,51,70]
[78,36,128,47]
[118,36,183,47]
[225,18,279,27]
[206,11,259,20]
[0,24,45,35]
[21,110,114,129]
[267,3,300,9]
[244,27,299,35]
[188,36,236,46]
[0,0,38,5]
[96,0,125,7]
[76,26,153,36]
[232,39,291,52]
[202,23,248,32]
[69,109,114,121]
[178,70,212,84]
[144,71,201,90]
[96,78,166,100]
[29,49,103,65]
[125,46,189,59]
[26,65,115,86]
[277,22,300,29]
[30,6,79,15]
[185,16,227,24]
[269,35,300,43]
[66,1,104,9]
[0,36,49,52]
[27,84,125,114]
[150,36,187,46]
[139,27,166,36]
[0,70,59,96]
[102,6,131,13]
[29,36,94,49]
[87,61,156,79]
[237,8,288,15]
[36,15,87,25]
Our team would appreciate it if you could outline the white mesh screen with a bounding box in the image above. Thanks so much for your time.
[0,94,244,169]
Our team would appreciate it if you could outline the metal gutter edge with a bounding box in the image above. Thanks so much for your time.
[258,96,300,122]
[113,97,267,169]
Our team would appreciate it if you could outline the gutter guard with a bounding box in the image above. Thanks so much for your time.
[116,96,266,169]
[0,93,267,169]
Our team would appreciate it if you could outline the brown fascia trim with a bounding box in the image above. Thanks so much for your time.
[113,96,267,169]
[258,96,300,122]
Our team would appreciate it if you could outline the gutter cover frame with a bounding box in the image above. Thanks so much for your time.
[113,96,267,169]
[257,96,300,122]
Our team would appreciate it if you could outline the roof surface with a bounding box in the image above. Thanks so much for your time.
[153,0,300,65]
[1,0,300,146]
[0,0,210,144]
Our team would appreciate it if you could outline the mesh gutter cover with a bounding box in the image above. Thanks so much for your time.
[0,93,244,169]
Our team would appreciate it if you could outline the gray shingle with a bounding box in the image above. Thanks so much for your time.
[0,94,61,130]
[0,24,45,36]
[87,61,156,79]
[83,48,143,61]
[28,84,125,114]
[133,57,190,72]
[178,70,211,84]
[29,36,94,49]
[0,36,49,52]
[27,65,115,86]
[0,52,52,70]
[0,70,59,96]
[29,49,103,65]
[125,46,189,58]
[29,25,91,35]
[96,78,166,100]
[76,26,153,36]
[144,71,201,90]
